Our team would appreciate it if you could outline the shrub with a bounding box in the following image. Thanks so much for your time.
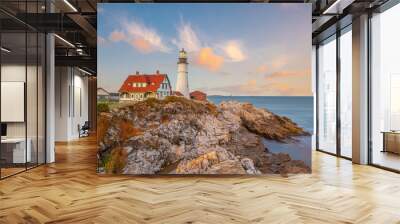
[97,115,111,141]
[144,97,160,108]
[103,147,127,174]
[97,102,110,113]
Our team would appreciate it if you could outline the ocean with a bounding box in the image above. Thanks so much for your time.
[208,96,314,166]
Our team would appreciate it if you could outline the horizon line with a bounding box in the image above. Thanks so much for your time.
[208,95,313,97]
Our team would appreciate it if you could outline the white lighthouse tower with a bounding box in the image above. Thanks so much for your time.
[176,48,189,98]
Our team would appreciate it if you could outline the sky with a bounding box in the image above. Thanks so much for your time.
[97,3,312,96]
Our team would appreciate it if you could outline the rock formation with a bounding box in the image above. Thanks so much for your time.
[98,96,311,176]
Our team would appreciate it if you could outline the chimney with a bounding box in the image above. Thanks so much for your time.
[136,71,139,75]
[156,70,160,74]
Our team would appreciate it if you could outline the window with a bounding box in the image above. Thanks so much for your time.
[0,2,46,179]
[340,27,352,158]
[317,35,337,154]
[370,3,400,171]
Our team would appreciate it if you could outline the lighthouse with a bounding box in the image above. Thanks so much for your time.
[176,48,189,98]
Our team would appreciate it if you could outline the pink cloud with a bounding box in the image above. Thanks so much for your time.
[270,56,289,70]
[195,47,224,71]
[109,30,126,42]
[264,70,311,95]
[130,38,153,54]
[265,70,308,80]
[256,64,268,74]
[207,69,311,96]
[110,20,170,53]
[125,21,170,53]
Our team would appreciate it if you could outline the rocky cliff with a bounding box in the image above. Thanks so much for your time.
[98,96,311,176]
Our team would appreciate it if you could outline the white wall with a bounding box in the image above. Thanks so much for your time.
[55,67,69,141]
[71,73,89,138]
[1,63,46,164]
[55,67,89,141]
[1,65,42,138]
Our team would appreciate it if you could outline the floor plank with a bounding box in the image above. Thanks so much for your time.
[0,136,399,224]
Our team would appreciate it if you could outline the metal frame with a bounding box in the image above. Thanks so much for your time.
[315,44,320,151]
[336,27,341,157]
[315,22,353,161]
[316,0,400,171]
[315,32,337,156]
[367,1,400,173]
[367,11,373,166]
[0,0,47,180]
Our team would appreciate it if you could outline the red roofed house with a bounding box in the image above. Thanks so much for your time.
[190,91,207,101]
[119,71,172,102]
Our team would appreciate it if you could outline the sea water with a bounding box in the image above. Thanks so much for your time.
[208,96,314,166]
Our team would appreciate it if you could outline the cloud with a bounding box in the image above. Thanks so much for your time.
[207,79,260,96]
[171,20,246,73]
[221,40,246,62]
[109,30,126,42]
[219,71,232,76]
[97,6,104,13]
[123,20,170,53]
[208,70,312,96]
[270,56,289,70]
[256,64,268,74]
[264,70,312,95]
[130,38,153,53]
[265,70,305,80]
[98,36,106,45]
[172,21,201,52]
[245,64,268,77]
[195,47,224,71]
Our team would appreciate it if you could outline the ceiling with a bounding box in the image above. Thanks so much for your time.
[0,0,393,75]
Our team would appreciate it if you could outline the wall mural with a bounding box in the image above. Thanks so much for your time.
[97,3,312,175]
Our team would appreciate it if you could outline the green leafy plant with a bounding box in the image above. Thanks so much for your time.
[97,102,110,113]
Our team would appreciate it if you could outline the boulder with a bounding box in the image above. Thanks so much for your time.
[174,148,256,175]
[241,158,261,175]
[98,96,311,175]
[219,101,309,141]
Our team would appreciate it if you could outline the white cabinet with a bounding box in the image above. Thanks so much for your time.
[1,138,32,163]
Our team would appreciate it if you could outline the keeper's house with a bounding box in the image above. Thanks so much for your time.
[119,71,172,102]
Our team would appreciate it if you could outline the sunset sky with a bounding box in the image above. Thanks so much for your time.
[98,3,312,96]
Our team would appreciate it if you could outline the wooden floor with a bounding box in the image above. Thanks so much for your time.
[1,137,400,224]
[0,167,26,178]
